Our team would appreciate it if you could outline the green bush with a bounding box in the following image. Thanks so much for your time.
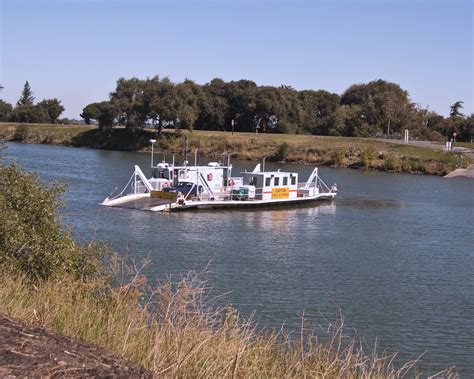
[383,154,402,172]
[0,163,106,281]
[360,145,377,169]
[271,142,290,161]
[400,159,412,173]
[13,124,30,141]
[331,150,344,165]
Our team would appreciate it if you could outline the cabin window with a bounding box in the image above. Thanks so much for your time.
[283,177,288,186]
[265,177,271,187]
[274,177,280,186]
[291,176,296,185]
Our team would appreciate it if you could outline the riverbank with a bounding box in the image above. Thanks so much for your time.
[1,122,471,176]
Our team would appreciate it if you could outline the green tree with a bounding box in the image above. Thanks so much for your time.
[254,86,286,133]
[0,100,13,121]
[195,78,229,131]
[341,79,412,136]
[174,80,201,130]
[17,81,35,106]
[449,101,464,117]
[80,101,116,129]
[224,80,258,132]
[37,98,65,124]
[110,77,147,129]
[459,114,473,142]
[298,90,340,135]
[80,103,100,125]
[143,76,179,133]
[10,105,48,123]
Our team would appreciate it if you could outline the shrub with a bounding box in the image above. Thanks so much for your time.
[331,150,345,165]
[360,145,377,169]
[401,159,412,173]
[383,154,402,172]
[0,163,106,281]
[271,142,290,161]
[13,124,30,141]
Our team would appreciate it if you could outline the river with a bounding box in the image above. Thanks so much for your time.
[3,142,474,376]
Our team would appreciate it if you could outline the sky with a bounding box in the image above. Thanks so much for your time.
[1,0,473,119]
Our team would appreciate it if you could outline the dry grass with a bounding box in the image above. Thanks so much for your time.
[0,257,456,378]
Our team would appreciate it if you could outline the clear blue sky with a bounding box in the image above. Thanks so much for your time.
[1,0,472,119]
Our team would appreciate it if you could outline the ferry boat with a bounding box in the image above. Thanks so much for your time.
[102,145,337,212]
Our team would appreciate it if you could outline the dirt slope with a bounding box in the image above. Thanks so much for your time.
[0,314,152,378]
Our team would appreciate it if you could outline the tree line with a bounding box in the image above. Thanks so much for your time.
[80,76,472,142]
[1,78,472,142]
[0,81,65,124]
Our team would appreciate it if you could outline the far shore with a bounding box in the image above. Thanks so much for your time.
[1,122,472,177]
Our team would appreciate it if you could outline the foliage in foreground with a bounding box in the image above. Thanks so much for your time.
[0,163,105,281]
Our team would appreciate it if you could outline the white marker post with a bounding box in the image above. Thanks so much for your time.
[404,129,409,144]
[150,139,156,167]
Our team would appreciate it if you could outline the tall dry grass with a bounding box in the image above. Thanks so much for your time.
[0,257,455,378]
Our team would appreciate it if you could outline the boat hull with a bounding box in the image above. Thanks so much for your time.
[150,193,336,212]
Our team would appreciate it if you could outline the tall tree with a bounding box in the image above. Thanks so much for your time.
[80,101,116,129]
[110,77,147,129]
[341,79,412,135]
[0,100,13,122]
[143,76,179,133]
[17,81,35,106]
[298,90,340,135]
[37,99,65,124]
[224,80,258,132]
[449,101,464,117]
[175,80,201,130]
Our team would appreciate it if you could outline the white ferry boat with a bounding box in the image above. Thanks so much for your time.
[102,145,337,212]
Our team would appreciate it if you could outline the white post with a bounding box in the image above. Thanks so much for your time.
[150,139,156,168]
[404,129,409,144]
[227,154,231,185]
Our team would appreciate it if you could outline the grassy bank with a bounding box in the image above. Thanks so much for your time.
[1,122,470,175]
[2,270,436,378]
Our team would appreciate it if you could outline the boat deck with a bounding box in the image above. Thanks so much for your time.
[111,197,173,211]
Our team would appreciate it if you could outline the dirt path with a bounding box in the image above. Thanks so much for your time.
[377,138,474,158]
[376,138,474,177]
[0,314,152,378]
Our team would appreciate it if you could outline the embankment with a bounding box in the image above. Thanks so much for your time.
[1,122,470,176]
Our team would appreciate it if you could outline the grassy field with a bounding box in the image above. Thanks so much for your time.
[454,141,474,149]
[0,122,470,175]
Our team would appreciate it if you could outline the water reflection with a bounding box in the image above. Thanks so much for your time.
[337,197,404,209]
